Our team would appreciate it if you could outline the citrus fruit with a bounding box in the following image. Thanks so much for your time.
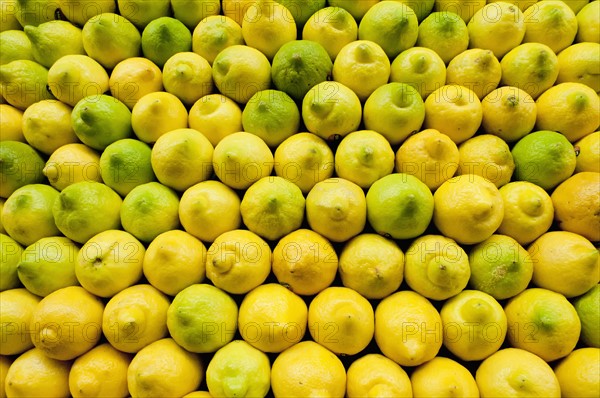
[43,143,103,191]
[12,0,59,29]
[301,6,358,61]
[57,0,116,26]
[141,16,192,68]
[0,356,11,398]
[411,356,480,397]
[24,20,84,68]
[522,0,577,53]
[395,0,436,22]
[109,57,163,110]
[241,0,296,60]
[188,93,243,146]
[389,46,447,100]
[130,91,188,144]
[456,134,515,187]
[192,15,245,64]
[221,0,256,26]
[554,347,600,398]
[117,0,171,29]
[480,86,537,143]
[162,52,214,107]
[346,353,412,398]
[0,29,33,66]
[575,131,600,173]
[0,0,21,31]
[171,0,221,30]
[416,11,469,64]
[327,0,379,21]
[445,48,502,100]
[576,0,600,42]
[0,288,40,355]
[573,284,600,348]
[22,99,78,155]
[557,42,600,93]
[0,104,25,142]
[0,59,54,110]
[434,0,486,23]
[277,0,326,28]
[0,233,22,290]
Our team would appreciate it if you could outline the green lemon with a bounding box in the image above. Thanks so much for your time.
[0,233,23,291]
[142,17,192,68]
[118,0,171,29]
[417,11,469,64]
[276,0,325,27]
[1,0,22,31]
[172,0,221,30]
[0,59,54,110]
[100,138,156,197]
[0,141,45,198]
[395,0,435,22]
[24,20,84,68]
[57,0,116,27]
[14,0,56,27]
[573,285,600,348]
[0,30,33,65]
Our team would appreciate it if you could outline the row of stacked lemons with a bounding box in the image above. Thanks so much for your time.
[1,0,599,396]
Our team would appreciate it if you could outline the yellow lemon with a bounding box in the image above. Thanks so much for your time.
[576,0,600,43]
[557,42,600,93]
[69,343,132,398]
[188,94,243,147]
[481,86,537,143]
[394,0,436,22]
[0,355,11,398]
[0,104,24,142]
[183,392,213,398]
[0,288,40,355]
[346,353,412,398]
[498,181,554,245]
[395,128,459,190]
[308,286,374,355]
[505,288,581,362]
[43,143,102,191]
[440,290,507,361]
[238,283,307,353]
[31,286,104,361]
[141,17,192,68]
[127,338,203,398]
[433,175,504,245]
[0,141,45,198]
[306,178,366,243]
[241,0,296,60]
[0,233,22,290]
[46,55,109,107]
[179,180,241,243]
[523,0,577,53]
[457,134,515,187]
[171,0,221,30]
[118,0,171,30]
[404,234,471,301]
[389,47,447,100]
[435,0,487,23]
[411,356,480,398]
[417,11,469,64]
[302,6,358,61]
[21,99,78,155]
[334,130,395,189]
[222,0,256,27]
[0,59,54,110]
[271,341,346,398]
[424,84,482,144]
[375,290,443,367]
[575,131,600,173]
[102,284,170,353]
[131,91,188,144]
[57,0,116,27]
[554,347,600,398]
[271,228,338,296]
[162,52,214,107]
[192,15,245,65]
[205,229,271,294]
[109,57,163,110]
[446,48,502,100]
[206,340,271,398]
[4,347,71,398]
[338,233,404,300]
[327,0,379,21]
[573,285,600,347]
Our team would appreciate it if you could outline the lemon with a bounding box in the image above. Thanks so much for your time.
[557,42,600,93]
[52,181,122,244]
[31,285,104,360]
[69,343,131,398]
[192,15,245,65]
[151,128,214,192]
[2,184,60,246]
[457,134,515,187]
[0,141,45,198]
[206,340,271,398]
[0,288,40,355]
[71,94,133,150]
[183,392,212,398]
[564,0,590,13]
[141,17,192,68]
[271,39,333,102]
[238,283,307,353]
[46,54,109,107]
[505,287,581,362]
[242,89,300,147]
[346,353,412,398]
[576,131,600,173]
[241,0,296,60]
[13,0,57,27]
[179,180,241,243]
[424,84,482,144]
[76,229,145,298]
[222,0,256,30]
[394,0,436,22]
[143,230,206,296]
[576,0,600,42]
[212,131,274,190]
[271,341,346,397]
[205,229,271,294]
[277,0,326,28]
[57,0,116,27]
[172,0,221,30]
[446,49,502,100]
[332,40,390,101]
[511,130,577,190]
[17,236,79,297]
[468,234,533,300]
[366,173,434,240]
[375,290,443,367]
[127,338,203,398]
[212,44,271,104]
[131,91,188,144]
[188,94,243,146]
[411,356,480,397]
[306,178,366,243]
[395,128,459,190]
[573,284,600,347]
[117,0,171,30]
[498,181,554,245]
[358,1,418,59]
[0,59,54,110]
[404,234,471,300]
[271,228,338,296]
[440,289,507,361]
[417,11,469,64]
[552,172,600,241]
[0,355,11,398]
[481,86,537,143]
[273,132,335,194]
[102,284,170,353]
[0,104,24,142]
[389,47,447,100]
[554,347,600,397]
[334,130,395,189]
[467,1,525,59]
[0,234,22,290]
[302,6,358,61]
[4,347,71,398]
[308,286,375,355]
[167,284,238,353]
[338,233,404,299]
[302,81,362,141]
[523,0,577,53]
[82,13,141,69]
[535,82,600,143]
[435,0,486,23]
[43,143,102,191]
[163,52,213,107]
[109,57,163,110]
[500,42,559,99]
[120,182,180,243]
[327,0,379,21]
[0,0,21,31]
[0,29,33,65]
[22,100,78,155]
